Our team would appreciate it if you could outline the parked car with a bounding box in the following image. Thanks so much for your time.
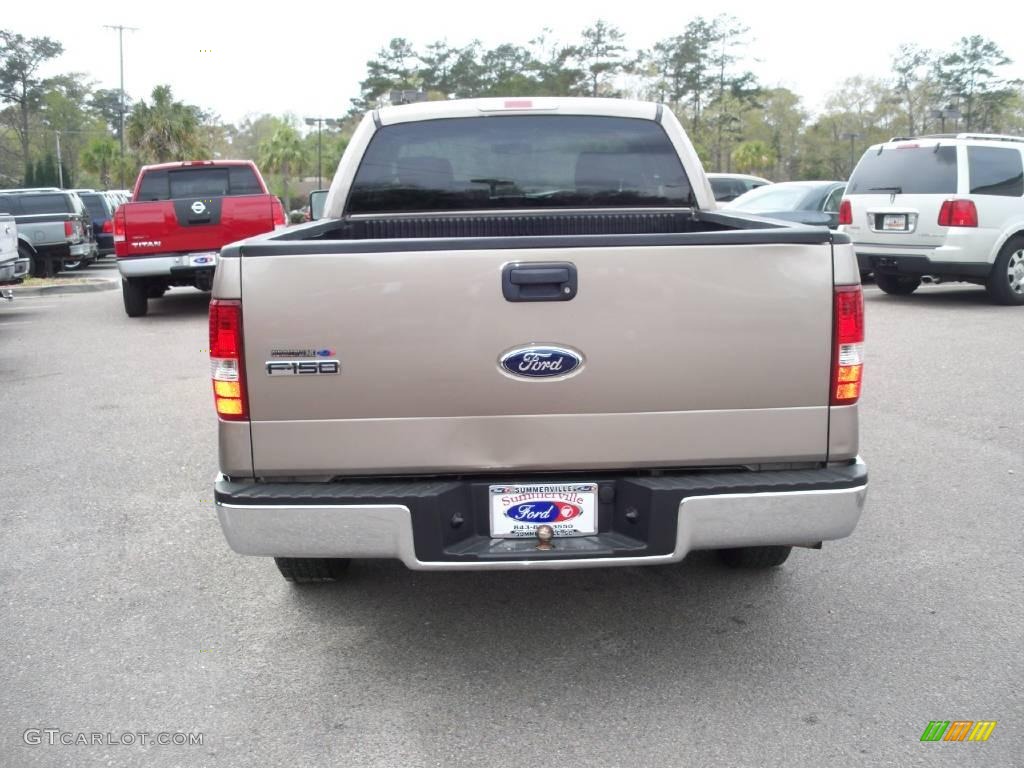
[726,181,847,228]
[77,191,116,258]
[0,189,94,277]
[210,97,868,584]
[707,172,772,202]
[840,133,1024,304]
[114,160,287,317]
[0,214,27,289]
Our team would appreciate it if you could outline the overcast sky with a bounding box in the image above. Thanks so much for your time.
[8,0,1024,129]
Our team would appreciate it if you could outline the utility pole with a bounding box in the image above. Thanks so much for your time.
[104,24,139,189]
[304,117,340,189]
[55,131,63,188]
[840,132,864,179]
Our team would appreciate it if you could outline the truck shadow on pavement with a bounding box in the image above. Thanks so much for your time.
[287,553,804,694]
[866,286,997,307]
[141,290,212,317]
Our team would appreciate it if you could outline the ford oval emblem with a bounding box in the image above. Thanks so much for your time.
[500,346,582,379]
[505,501,582,523]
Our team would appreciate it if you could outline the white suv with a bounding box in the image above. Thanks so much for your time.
[839,133,1024,305]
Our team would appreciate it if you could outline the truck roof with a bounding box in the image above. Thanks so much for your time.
[376,97,662,126]
[138,160,258,173]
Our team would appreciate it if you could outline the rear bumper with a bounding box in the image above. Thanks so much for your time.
[0,261,17,283]
[95,234,114,255]
[118,254,216,279]
[856,252,991,279]
[215,460,868,570]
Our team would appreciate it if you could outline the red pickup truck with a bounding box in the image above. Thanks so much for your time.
[114,160,286,317]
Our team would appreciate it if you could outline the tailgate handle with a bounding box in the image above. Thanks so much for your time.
[502,262,577,302]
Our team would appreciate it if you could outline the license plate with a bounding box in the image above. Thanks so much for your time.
[188,252,218,267]
[882,214,907,231]
[489,483,598,538]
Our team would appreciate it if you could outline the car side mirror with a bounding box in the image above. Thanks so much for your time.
[309,189,328,220]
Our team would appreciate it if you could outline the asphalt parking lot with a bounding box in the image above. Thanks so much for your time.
[1,271,1021,767]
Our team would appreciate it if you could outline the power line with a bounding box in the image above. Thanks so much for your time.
[103,24,139,188]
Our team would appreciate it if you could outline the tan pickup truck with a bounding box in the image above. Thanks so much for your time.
[210,98,868,583]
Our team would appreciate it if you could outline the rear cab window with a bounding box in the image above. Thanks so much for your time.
[136,165,264,201]
[16,194,73,214]
[847,145,958,195]
[346,115,693,215]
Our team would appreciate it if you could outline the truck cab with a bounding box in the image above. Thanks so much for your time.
[114,160,286,316]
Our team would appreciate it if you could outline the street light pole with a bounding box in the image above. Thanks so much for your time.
[55,131,63,188]
[929,106,962,134]
[304,117,341,190]
[104,24,138,189]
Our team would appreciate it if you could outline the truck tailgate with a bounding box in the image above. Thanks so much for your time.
[240,241,834,475]
[121,196,275,255]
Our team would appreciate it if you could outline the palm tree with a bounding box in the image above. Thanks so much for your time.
[79,136,118,188]
[126,85,206,163]
[258,124,307,209]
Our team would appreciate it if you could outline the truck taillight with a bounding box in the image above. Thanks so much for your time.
[831,285,864,405]
[210,299,248,420]
[938,199,978,227]
[64,221,73,237]
[113,208,126,243]
[272,199,286,228]
[838,199,852,226]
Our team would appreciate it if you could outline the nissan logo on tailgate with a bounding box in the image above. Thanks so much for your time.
[191,201,207,214]
[499,346,583,380]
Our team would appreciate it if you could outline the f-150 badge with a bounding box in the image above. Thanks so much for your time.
[265,360,340,376]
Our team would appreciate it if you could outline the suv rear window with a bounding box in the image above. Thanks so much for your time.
[136,166,263,201]
[16,194,73,214]
[847,146,958,195]
[347,115,693,214]
[968,147,1023,196]
[79,194,111,218]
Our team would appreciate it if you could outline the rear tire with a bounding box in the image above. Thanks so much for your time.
[718,546,792,569]
[146,284,168,299]
[63,259,84,271]
[875,273,921,295]
[122,278,148,317]
[274,557,351,583]
[20,245,38,277]
[986,236,1024,305]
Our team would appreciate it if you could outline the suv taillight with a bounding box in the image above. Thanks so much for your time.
[272,198,286,227]
[838,199,852,226]
[938,199,978,227]
[113,207,126,242]
[102,219,113,233]
[210,300,248,420]
[831,285,864,406]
